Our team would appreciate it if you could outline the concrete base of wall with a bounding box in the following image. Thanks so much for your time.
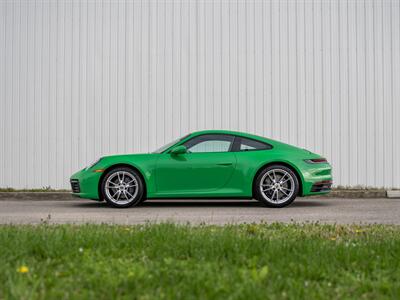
[387,190,400,198]
[0,188,396,200]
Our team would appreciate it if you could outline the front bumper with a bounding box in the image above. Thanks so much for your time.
[70,179,80,193]
[70,168,103,200]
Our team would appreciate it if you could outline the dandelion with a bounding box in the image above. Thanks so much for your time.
[79,247,83,253]
[330,237,337,241]
[17,266,29,274]
[247,224,258,235]
[355,229,364,234]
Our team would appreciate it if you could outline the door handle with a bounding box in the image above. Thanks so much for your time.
[217,162,233,166]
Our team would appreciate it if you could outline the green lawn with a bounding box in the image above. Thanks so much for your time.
[0,223,399,299]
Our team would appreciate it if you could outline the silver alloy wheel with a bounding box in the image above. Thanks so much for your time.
[105,171,138,205]
[259,168,295,204]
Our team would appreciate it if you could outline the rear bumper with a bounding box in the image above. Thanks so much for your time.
[310,180,332,193]
[299,162,333,196]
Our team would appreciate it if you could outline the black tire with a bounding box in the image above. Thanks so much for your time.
[253,164,299,208]
[101,167,145,208]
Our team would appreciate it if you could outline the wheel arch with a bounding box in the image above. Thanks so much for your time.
[98,163,147,200]
[252,161,304,197]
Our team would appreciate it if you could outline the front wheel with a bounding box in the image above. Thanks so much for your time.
[254,165,299,208]
[101,167,145,208]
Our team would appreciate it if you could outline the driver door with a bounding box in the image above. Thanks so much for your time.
[155,134,237,195]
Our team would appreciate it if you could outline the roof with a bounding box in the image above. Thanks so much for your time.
[189,129,270,142]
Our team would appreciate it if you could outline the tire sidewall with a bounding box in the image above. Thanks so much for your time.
[254,165,299,208]
[101,167,144,208]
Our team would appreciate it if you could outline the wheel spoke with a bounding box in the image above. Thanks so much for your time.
[267,173,274,182]
[279,174,287,183]
[280,189,289,196]
[263,186,273,192]
[271,190,276,201]
[272,170,277,182]
[106,183,118,188]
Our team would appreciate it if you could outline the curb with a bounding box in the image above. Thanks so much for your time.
[318,189,388,199]
[0,189,394,200]
[0,192,73,201]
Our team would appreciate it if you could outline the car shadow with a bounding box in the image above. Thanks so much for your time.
[70,199,330,208]
[141,200,263,207]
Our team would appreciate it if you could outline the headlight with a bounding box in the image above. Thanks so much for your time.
[85,158,102,170]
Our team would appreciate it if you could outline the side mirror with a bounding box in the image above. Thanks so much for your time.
[170,145,187,155]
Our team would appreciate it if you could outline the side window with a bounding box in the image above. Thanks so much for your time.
[238,137,271,151]
[184,134,234,153]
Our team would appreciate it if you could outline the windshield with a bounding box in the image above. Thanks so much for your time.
[152,134,191,154]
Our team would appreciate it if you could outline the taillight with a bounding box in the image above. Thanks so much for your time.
[304,158,328,164]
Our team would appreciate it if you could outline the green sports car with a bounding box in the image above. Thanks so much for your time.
[70,130,332,208]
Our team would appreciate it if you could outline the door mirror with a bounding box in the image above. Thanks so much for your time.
[170,145,187,155]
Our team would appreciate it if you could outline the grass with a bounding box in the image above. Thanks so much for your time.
[0,223,399,300]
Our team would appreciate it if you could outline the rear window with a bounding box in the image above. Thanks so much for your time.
[238,137,271,151]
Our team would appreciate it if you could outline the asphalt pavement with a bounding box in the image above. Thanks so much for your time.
[0,197,399,225]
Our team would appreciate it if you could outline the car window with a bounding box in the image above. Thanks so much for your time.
[152,134,191,153]
[184,134,234,153]
[238,137,271,151]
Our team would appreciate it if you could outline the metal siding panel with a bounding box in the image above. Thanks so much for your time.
[373,1,385,187]
[221,0,230,130]
[296,0,306,149]
[392,0,400,188]
[0,0,5,188]
[228,1,238,131]
[321,0,332,174]
[0,0,399,189]
[287,1,297,146]
[253,0,263,136]
[165,0,173,143]
[270,0,280,140]
[355,0,367,188]
[382,0,394,188]
[348,0,358,186]
[214,0,222,131]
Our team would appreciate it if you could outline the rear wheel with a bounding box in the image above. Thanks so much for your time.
[101,167,144,208]
[254,165,299,208]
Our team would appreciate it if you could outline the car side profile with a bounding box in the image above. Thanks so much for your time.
[70,130,332,208]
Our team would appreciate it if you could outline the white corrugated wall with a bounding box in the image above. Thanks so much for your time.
[0,0,399,189]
